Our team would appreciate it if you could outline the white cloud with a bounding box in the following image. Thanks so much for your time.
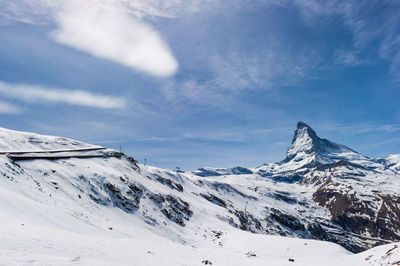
[0,81,126,109]
[0,1,180,76]
[0,101,22,114]
[51,1,178,77]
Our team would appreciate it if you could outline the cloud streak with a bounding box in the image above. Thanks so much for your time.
[0,101,22,114]
[0,81,126,109]
[51,1,178,77]
[0,0,210,25]
[293,0,400,82]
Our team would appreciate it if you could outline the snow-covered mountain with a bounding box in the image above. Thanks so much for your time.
[0,123,399,265]
[383,154,400,174]
[254,122,400,251]
[285,121,367,166]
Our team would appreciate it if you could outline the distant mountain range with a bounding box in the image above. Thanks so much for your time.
[0,122,399,265]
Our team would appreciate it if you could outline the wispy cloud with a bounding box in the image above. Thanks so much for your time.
[51,1,178,77]
[332,49,365,66]
[0,0,215,25]
[0,81,126,109]
[0,0,60,25]
[0,100,22,114]
[293,0,400,81]
[208,46,320,92]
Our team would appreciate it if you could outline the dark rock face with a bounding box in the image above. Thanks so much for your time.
[200,193,227,208]
[312,178,400,251]
[307,223,331,242]
[269,208,305,232]
[231,167,253,175]
[155,175,184,192]
[104,182,143,213]
[161,195,193,226]
[273,192,297,204]
[376,195,400,240]
[149,193,193,226]
[232,210,263,232]
[195,168,222,177]
[260,173,303,183]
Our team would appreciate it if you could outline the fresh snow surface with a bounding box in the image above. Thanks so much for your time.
[0,182,398,266]
[0,183,393,266]
[386,154,400,173]
[0,127,98,152]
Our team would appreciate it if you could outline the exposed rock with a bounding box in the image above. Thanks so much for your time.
[155,175,184,192]
[200,193,227,208]
[269,208,305,232]
[151,194,193,226]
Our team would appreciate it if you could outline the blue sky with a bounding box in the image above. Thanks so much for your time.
[0,0,399,170]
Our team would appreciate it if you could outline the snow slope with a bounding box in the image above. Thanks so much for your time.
[0,127,98,152]
[1,181,397,266]
[385,154,400,174]
[0,124,399,265]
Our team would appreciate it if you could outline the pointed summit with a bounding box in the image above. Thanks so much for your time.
[284,122,362,165]
[286,122,323,159]
[294,121,318,142]
[296,122,317,136]
[296,121,311,129]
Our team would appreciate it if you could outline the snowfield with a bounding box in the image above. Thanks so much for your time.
[0,186,399,266]
[0,123,399,265]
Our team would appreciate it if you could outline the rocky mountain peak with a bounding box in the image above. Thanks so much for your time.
[286,122,324,159]
[284,122,360,164]
[295,121,319,142]
[296,121,314,131]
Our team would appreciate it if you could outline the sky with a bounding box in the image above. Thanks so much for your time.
[0,0,399,170]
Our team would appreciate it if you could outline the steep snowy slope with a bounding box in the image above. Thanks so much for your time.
[258,121,375,174]
[0,126,98,151]
[384,154,400,174]
[0,123,399,265]
[286,121,366,165]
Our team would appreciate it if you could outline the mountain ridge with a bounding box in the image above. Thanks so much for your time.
[283,121,367,168]
[0,122,399,265]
